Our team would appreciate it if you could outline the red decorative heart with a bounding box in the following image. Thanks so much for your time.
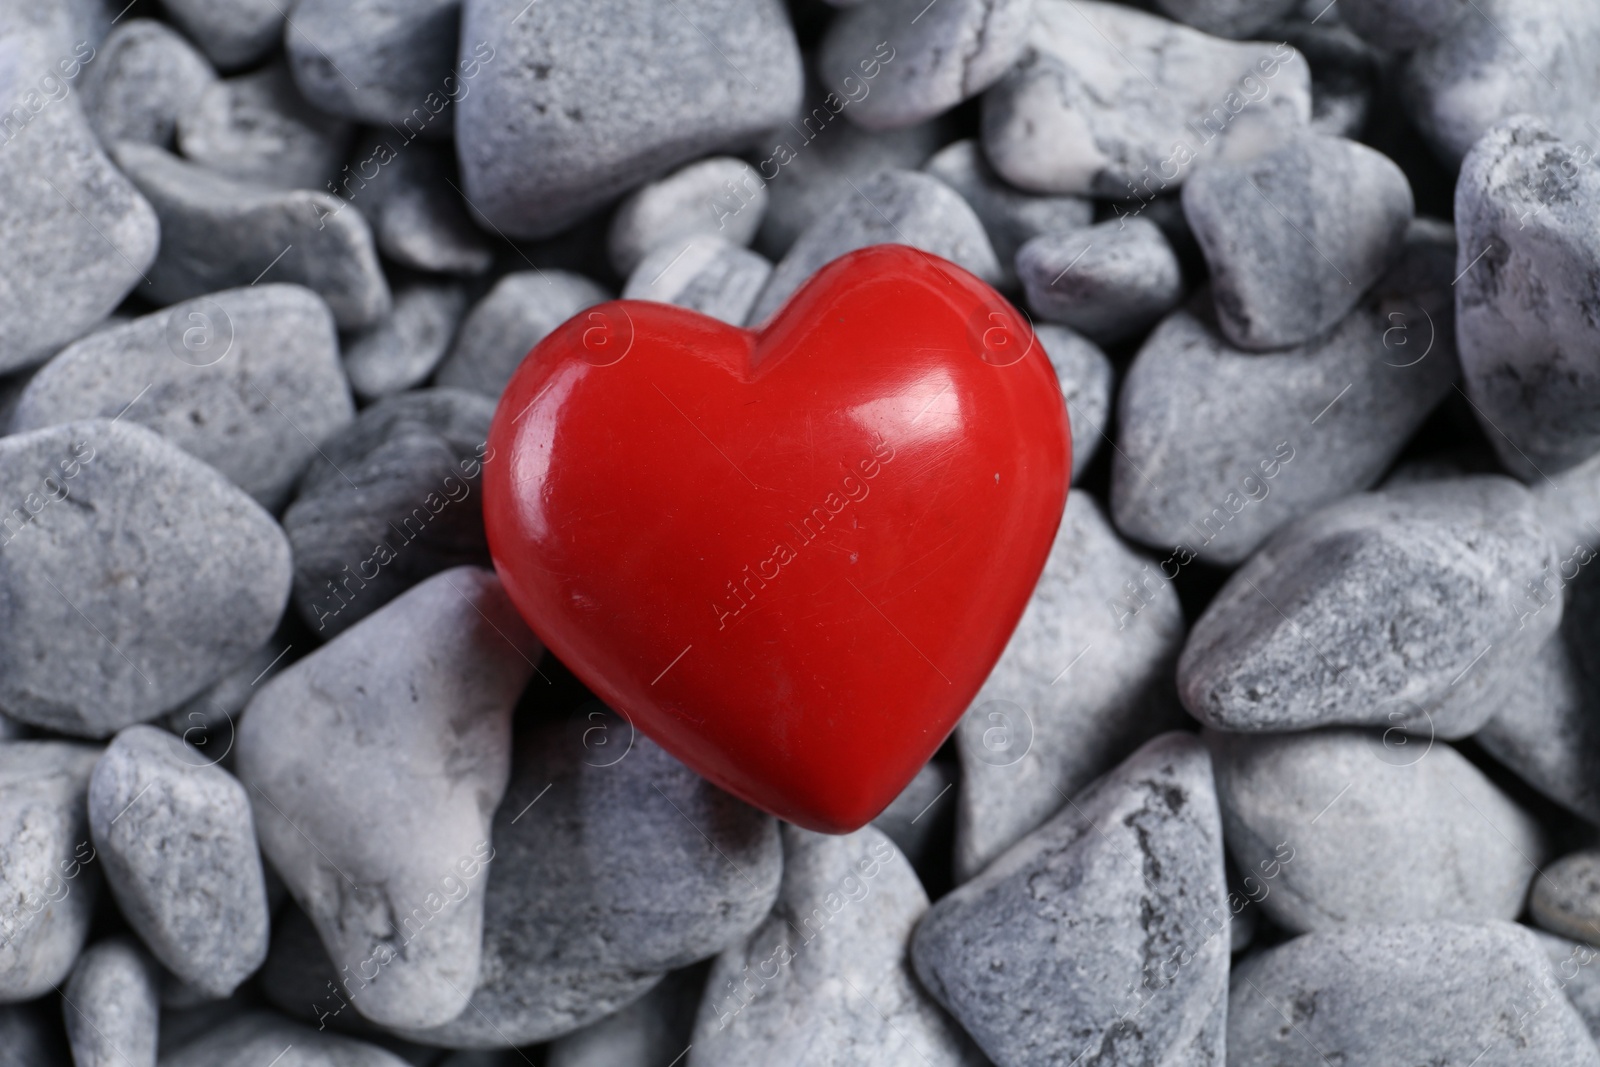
[484,245,1070,832]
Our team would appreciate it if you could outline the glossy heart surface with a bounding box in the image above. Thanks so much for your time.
[484,245,1071,832]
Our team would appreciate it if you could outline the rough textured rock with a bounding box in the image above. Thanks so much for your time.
[981,0,1312,198]
[80,19,216,148]
[693,825,978,1066]
[923,139,1092,287]
[155,0,285,70]
[177,62,353,190]
[1177,477,1561,738]
[343,282,468,402]
[0,420,290,737]
[237,567,538,1030]
[546,966,705,1067]
[282,389,496,638]
[1456,117,1600,481]
[114,143,392,331]
[163,1012,414,1067]
[609,157,767,276]
[954,493,1186,882]
[343,135,495,276]
[1112,296,1454,566]
[434,272,610,398]
[63,938,159,1067]
[1038,324,1113,482]
[1532,852,1600,947]
[1153,0,1301,38]
[623,236,771,327]
[0,21,159,373]
[1229,922,1600,1066]
[817,0,1032,129]
[286,0,462,128]
[750,169,1000,323]
[1403,0,1600,167]
[391,708,780,1047]
[1182,132,1413,350]
[1208,728,1546,934]
[0,742,100,1001]
[1017,218,1184,345]
[11,284,354,511]
[457,0,802,238]
[88,726,269,997]
[915,733,1229,1067]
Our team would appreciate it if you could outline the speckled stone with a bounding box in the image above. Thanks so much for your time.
[1017,218,1185,345]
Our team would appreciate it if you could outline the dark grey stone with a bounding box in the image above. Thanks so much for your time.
[457,0,802,238]
[434,272,609,398]
[871,760,957,870]
[80,19,216,148]
[953,493,1187,881]
[237,567,539,1030]
[343,281,468,402]
[89,726,270,997]
[750,168,1000,324]
[286,0,461,129]
[282,388,496,638]
[1282,20,1382,138]
[155,0,285,70]
[341,134,496,277]
[63,938,160,1067]
[1181,132,1412,350]
[114,143,392,331]
[981,0,1312,198]
[623,237,771,327]
[177,62,354,191]
[1229,922,1600,1066]
[545,966,705,1067]
[609,157,767,276]
[0,420,290,737]
[914,733,1229,1067]
[0,1003,67,1067]
[1017,218,1184,345]
[1177,476,1561,738]
[11,284,355,511]
[1336,0,1470,50]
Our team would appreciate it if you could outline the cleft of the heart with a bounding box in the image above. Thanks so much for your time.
[484,244,1071,832]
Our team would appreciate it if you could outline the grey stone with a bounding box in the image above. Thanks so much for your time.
[80,19,216,148]
[286,0,461,128]
[393,706,780,1047]
[953,493,1187,882]
[114,143,393,331]
[1282,21,1382,138]
[623,237,771,327]
[340,136,495,276]
[817,0,1032,129]
[1017,218,1185,345]
[0,21,159,373]
[1111,299,1454,567]
[434,272,610,398]
[1403,0,1600,167]
[914,733,1229,1067]
[155,0,286,71]
[162,1012,413,1067]
[1182,132,1412,350]
[872,760,957,870]
[922,139,1093,287]
[0,420,290,737]
[1177,476,1561,737]
[1533,930,1600,1040]
[693,824,977,1066]
[750,169,1001,324]
[1534,447,1600,560]
[1456,117,1600,481]
[1533,852,1600,947]
[609,157,767,276]
[1208,728,1546,935]
[63,938,160,1067]
[981,0,1312,198]
[545,965,703,1067]
[1153,0,1301,37]
[0,1003,66,1067]
[163,637,293,759]
[237,567,538,1030]
[1228,922,1600,1066]
[343,282,468,402]
[1037,324,1112,481]
[1336,0,1471,50]
[282,389,496,638]
[177,62,354,191]
[0,742,100,1001]
[756,109,946,258]
[457,0,802,238]
[88,726,270,997]
[11,284,355,511]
